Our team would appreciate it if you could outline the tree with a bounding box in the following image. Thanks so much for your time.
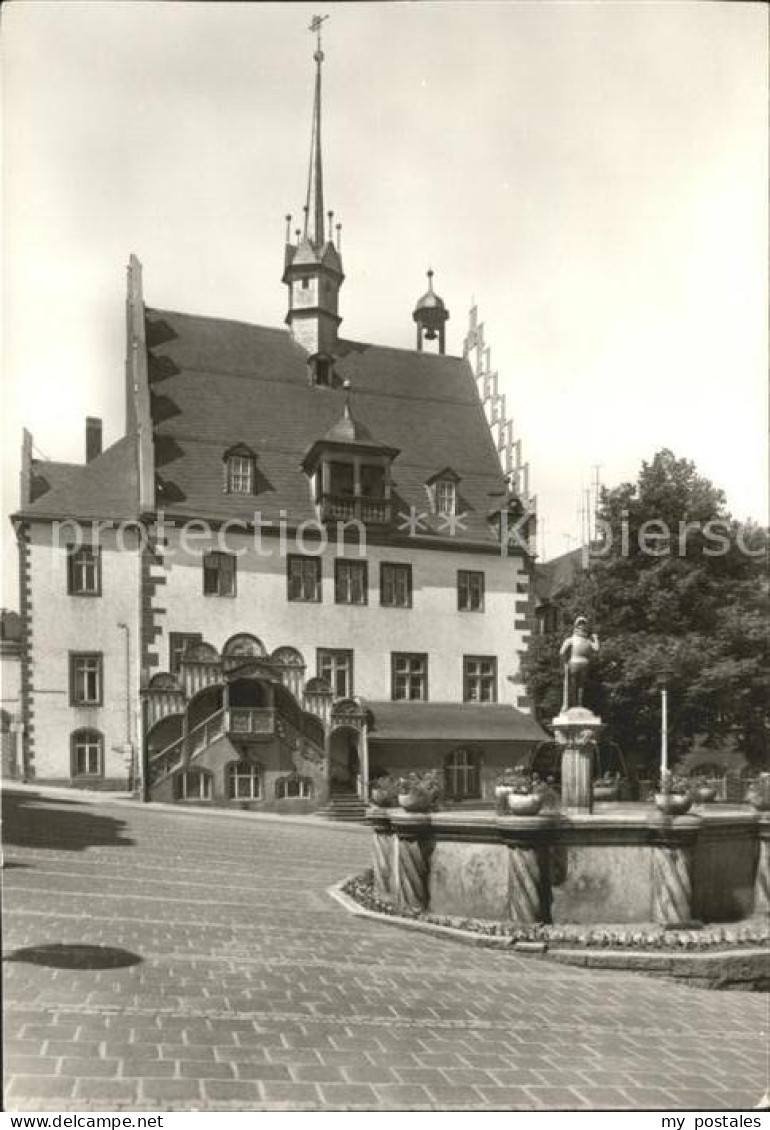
[523,450,769,775]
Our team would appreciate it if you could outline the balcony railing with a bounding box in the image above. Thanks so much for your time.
[227,707,275,737]
[321,494,391,525]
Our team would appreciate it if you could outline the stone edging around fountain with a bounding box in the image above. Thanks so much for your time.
[328,872,770,991]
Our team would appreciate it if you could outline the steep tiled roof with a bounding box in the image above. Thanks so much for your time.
[146,308,509,547]
[367,702,547,742]
[534,547,585,605]
[19,437,139,521]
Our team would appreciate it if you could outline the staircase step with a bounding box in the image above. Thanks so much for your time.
[317,794,368,823]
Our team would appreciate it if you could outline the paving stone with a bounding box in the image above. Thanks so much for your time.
[374,1083,433,1107]
[201,1079,262,1103]
[476,1086,537,1109]
[232,1063,292,1081]
[524,1086,592,1109]
[177,1060,234,1079]
[290,1064,346,1083]
[138,1078,203,1103]
[318,1082,379,1107]
[260,1081,321,1104]
[5,1056,61,1076]
[73,1079,140,1103]
[424,1084,487,1107]
[119,1060,178,1078]
[8,1076,76,1099]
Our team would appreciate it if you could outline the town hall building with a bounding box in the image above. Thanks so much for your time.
[12,33,545,816]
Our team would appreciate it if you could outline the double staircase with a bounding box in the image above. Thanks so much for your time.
[317,792,368,823]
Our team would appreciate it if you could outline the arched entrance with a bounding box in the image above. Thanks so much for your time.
[329,726,360,795]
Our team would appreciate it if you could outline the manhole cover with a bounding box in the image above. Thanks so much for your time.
[5,944,141,970]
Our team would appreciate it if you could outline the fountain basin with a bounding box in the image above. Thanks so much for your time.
[368,805,768,927]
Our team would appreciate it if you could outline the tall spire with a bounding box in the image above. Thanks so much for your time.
[283,14,344,365]
[305,15,328,248]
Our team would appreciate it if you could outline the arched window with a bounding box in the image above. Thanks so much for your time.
[275,775,313,800]
[174,768,212,801]
[70,729,104,778]
[444,747,481,800]
[227,761,263,800]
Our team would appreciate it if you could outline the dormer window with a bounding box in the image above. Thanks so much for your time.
[300,383,400,526]
[312,356,331,387]
[435,479,456,516]
[427,468,461,516]
[223,445,257,495]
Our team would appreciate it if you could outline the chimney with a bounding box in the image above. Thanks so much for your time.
[86,417,102,463]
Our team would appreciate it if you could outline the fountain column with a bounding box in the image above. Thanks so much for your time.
[552,706,603,814]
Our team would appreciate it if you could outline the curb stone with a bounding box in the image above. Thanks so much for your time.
[329,874,770,988]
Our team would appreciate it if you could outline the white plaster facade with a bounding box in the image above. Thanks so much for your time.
[24,522,142,786]
[150,526,530,706]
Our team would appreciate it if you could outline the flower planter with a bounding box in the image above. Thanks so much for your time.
[398,792,433,813]
[654,792,693,816]
[506,792,544,816]
[746,791,770,812]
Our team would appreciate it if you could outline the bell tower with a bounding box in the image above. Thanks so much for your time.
[283,16,344,377]
[413,269,449,354]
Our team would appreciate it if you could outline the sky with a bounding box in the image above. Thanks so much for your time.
[2,0,767,606]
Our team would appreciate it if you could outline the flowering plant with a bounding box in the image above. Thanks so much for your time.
[658,769,691,796]
[369,775,399,805]
[747,772,770,809]
[504,768,547,796]
[397,770,440,802]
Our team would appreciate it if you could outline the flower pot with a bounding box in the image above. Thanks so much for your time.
[370,788,394,808]
[593,785,619,802]
[746,791,770,812]
[398,791,433,813]
[506,792,544,816]
[695,786,717,804]
[654,792,693,816]
[495,784,512,799]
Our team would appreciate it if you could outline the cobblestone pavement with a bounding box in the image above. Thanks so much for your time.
[3,787,768,1112]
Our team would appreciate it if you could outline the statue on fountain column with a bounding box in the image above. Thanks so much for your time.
[559,616,599,711]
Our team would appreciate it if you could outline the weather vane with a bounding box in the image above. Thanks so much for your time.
[309,14,328,59]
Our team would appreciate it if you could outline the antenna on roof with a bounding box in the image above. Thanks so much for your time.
[335,222,342,252]
[285,214,292,242]
[327,210,334,241]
